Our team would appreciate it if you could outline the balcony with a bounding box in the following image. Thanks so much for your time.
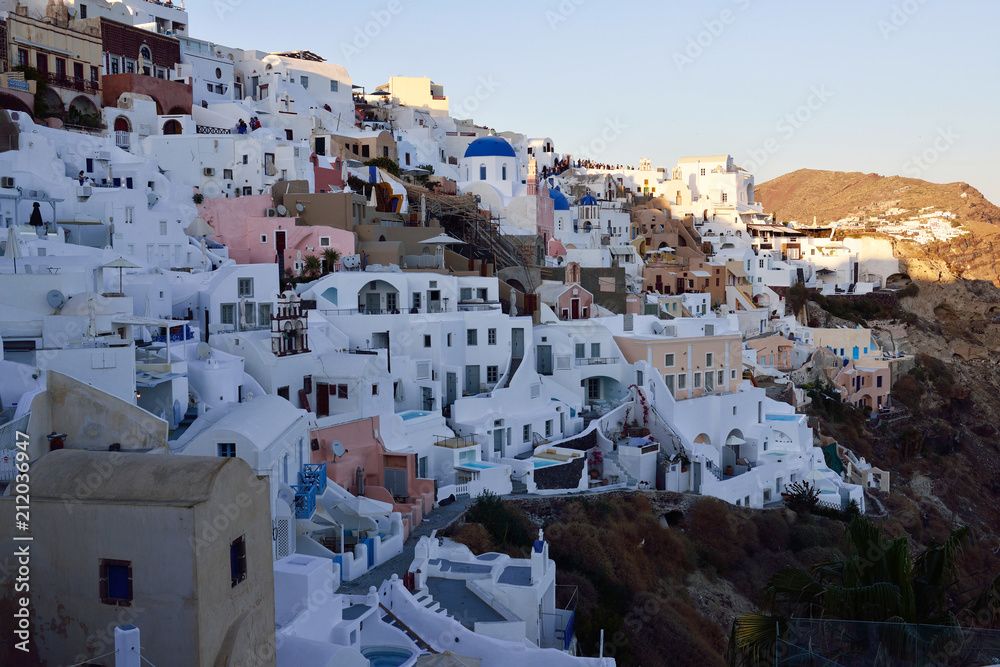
[574,357,618,366]
[46,74,100,94]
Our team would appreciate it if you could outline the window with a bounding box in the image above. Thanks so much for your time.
[361,144,370,158]
[678,374,687,390]
[238,277,253,298]
[460,287,473,301]
[217,443,236,457]
[523,424,531,442]
[124,206,134,223]
[17,49,28,67]
[110,57,120,74]
[100,559,132,606]
[467,329,477,345]
[877,376,883,388]
[319,237,330,247]
[575,343,585,359]
[693,373,701,389]
[446,333,452,346]
[732,369,738,379]
[591,343,600,358]
[277,386,290,400]
[706,352,713,367]
[242,154,249,165]
[36,53,48,73]
[140,46,152,63]
[424,334,431,348]
[372,384,379,396]
[230,536,247,587]
[545,420,553,437]
[224,168,233,180]
[700,168,706,176]
[330,80,339,92]
[664,353,675,367]
[487,366,498,384]
[479,164,487,180]
[337,384,348,399]
[665,374,674,396]
[220,303,235,325]
[300,75,309,89]
[90,66,99,81]
[260,234,267,243]
[80,4,88,18]
[258,303,271,325]
[722,192,728,203]
[501,164,507,180]
[159,220,167,236]
[412,292,421,309]
[56,58,66,78]
[718,370,725,385]
[488,328,497,345]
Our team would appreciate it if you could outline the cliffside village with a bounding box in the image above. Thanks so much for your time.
[0,1,912,665]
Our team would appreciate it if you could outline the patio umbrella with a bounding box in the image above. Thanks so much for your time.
[185,216,215,270]
[102,257,141,295]
[5,226,22,274]
[420,193,426,224]
[419,233,466,245]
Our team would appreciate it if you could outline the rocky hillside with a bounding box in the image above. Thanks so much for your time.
[755,169,1000,227]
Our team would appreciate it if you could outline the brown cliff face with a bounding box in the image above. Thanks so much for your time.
[756,169,1000,227]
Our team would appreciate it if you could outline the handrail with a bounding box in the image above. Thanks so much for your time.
[378,603,439,654]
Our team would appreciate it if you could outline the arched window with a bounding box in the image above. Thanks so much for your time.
[501,164,507,181]
[140,46,152,61]
[479,164,487,181]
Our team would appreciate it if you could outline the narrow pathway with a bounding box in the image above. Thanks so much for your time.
[338,496,472,594]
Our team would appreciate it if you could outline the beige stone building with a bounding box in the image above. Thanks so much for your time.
[0,450,276,666]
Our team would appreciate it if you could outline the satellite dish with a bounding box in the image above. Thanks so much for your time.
[295,203,305,213]
[196,342,212,359]
[277,204,288,216]
[331,440,345,457]
[46,290,67,310]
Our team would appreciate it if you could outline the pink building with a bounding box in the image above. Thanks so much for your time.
[199,194,355,271]
[833,360,892,411]
[312,153,346,193]
[311,416,435,540]
[746,333,794,371]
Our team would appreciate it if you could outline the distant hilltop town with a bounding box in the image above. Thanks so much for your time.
[0,1,937,665]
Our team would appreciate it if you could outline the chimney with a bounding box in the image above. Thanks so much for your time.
[114,625,141,667]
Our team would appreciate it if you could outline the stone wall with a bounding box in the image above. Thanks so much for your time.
[534,456,585,491]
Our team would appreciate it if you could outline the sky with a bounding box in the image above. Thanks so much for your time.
[188,0,1000,203]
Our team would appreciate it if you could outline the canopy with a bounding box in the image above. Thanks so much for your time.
[185,216,215,237]
[419,233,466,245]
[102,257,142,269]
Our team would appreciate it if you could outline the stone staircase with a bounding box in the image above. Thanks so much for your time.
[511,479,528,495]
[602,450,638,487]
[412,589,452,620]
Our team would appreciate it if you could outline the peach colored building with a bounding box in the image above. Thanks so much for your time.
[833,360,891,410]
[199,194,355,270]
[746,333,794,371]
[311,416,435,539]
[614,325,742,401]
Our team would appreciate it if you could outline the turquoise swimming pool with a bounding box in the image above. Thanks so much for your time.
[459,462,493,469]
[766,414,800,422]
[534,459,560,468]
[361,646,414,667]
[399,410,431,421]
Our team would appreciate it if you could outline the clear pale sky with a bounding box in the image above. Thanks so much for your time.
[189,0,1000,203]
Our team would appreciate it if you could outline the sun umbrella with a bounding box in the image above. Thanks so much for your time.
[5,226,22,274]
[419,233,466,245]
[420,194,426,224]
[102,257,141,295]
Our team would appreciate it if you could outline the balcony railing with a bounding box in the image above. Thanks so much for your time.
[46,74,100,93]
[574,357,618,366]
[114,131,131,149]
[292,462,327,519]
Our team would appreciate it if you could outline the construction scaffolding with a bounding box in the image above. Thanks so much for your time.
[403,184,536,272]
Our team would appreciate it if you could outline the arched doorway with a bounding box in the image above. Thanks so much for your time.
[38,88,64,120]
[167,105,187,115]
[358,279,400,314]
[162,119,183,135]
[68,95,99,126]
[113,116,131,133]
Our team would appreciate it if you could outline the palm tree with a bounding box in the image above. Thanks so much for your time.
[729,516,1000,666]
[321,248,340,274]
[302,255,322,279]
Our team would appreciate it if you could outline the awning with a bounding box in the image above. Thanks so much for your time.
[112,315,187,327]
[691,270,710,277]
[728,264,748,277]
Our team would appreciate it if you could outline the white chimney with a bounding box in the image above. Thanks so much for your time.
[114,625,141,667]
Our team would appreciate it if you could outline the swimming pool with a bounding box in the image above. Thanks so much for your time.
[765,414,800,422]
[534,459,560,468]
[399,410,431,421]
[361,646,414,667]
[459,462,493,470]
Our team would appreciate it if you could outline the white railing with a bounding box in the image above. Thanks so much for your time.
[454,483,469,497]
[114,131,130,149]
